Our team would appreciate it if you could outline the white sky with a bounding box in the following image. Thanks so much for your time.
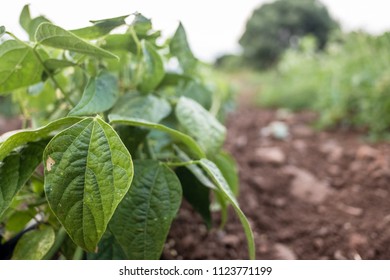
[1,0,390,62]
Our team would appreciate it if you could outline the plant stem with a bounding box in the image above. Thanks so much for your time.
[5,31,75,107]
[32,46,76,107]
[43,226,68,260]
[165,160,200,167]
[72,246,84,260]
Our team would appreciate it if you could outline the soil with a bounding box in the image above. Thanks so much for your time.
[163,102,390,260]
[2,99,390,260]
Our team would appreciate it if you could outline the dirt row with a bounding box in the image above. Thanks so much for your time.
[163,107,390,259]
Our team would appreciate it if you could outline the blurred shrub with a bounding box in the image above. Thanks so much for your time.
[258,32,390,138]
[239,0,338,69]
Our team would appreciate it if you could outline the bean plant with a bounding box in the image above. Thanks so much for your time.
[0,6,255,260]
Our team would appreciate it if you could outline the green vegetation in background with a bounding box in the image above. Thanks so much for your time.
[258,32,390,139]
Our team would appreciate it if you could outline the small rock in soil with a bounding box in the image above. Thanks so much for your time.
[334,250,347,260]
[235,135,248,148]
[260,121,289,140]
[273,243,297,260]
[284,166,332,204]
[255,147,286,165]
[337,203,364,216]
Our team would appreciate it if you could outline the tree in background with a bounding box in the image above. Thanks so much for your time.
[239,0,338,69]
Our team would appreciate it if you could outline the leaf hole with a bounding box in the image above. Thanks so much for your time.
[46,156,56,171]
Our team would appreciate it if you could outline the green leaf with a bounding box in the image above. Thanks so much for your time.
[19,5,32,34]
[0,141,47,217]
[19,5,52,40]
[0,117,82,161]
[69,71,119,116]
[158,72,193,88]
[176,167,211,228]
[87,231,127,260]
[175,97,226,154]
[174,146,215,189]
[109,160,182,259]
[44,59,77,71]
[71,15,129,39]
[12,227,55,260]
[138,40,165,93]
[179,80,212,109]
[5,209,37,232]
[131,13,152,36]
[170,23,197,73]
[212,151,239,196]
[199,159,255,260]
[110,94,171,123]
[101,34,138,53]
[0,40,44,93]
[109,115,205,159]
[35,23,118,59]
[43,117,133,252]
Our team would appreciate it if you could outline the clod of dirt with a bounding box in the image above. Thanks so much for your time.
[273,243,297,260]
[356,145,379,160]
[348,233,368,249]
[320,140,344,162]
[284,166,332,204]
[255,147,286,165]
[292,124,314,138]
[222,235,241,247]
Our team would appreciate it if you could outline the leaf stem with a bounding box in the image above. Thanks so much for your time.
[43,226,68,260]
[32,46,76,107]
[72,246,84,260]
[165,160,200,167]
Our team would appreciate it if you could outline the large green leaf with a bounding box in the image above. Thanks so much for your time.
[170,23,197,73]
[199,159,255,260]
[109,160,182,259]
[110,94,171,123]
[12,227,55,260]
[0,117,81,161]
[71,15,129,39]
[43,117,133,252]
[87,231,127,260]
[212,151,239,196]
[176,167,211,228]
[69,71,119,116]
[0,40,44,93]
[175,97,226,154]
[109,115,205,158]
[138,40,165,93]
[35,23,118,59]
[0,141,47,217]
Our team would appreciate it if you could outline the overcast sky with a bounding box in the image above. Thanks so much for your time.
[1,0,390,61]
